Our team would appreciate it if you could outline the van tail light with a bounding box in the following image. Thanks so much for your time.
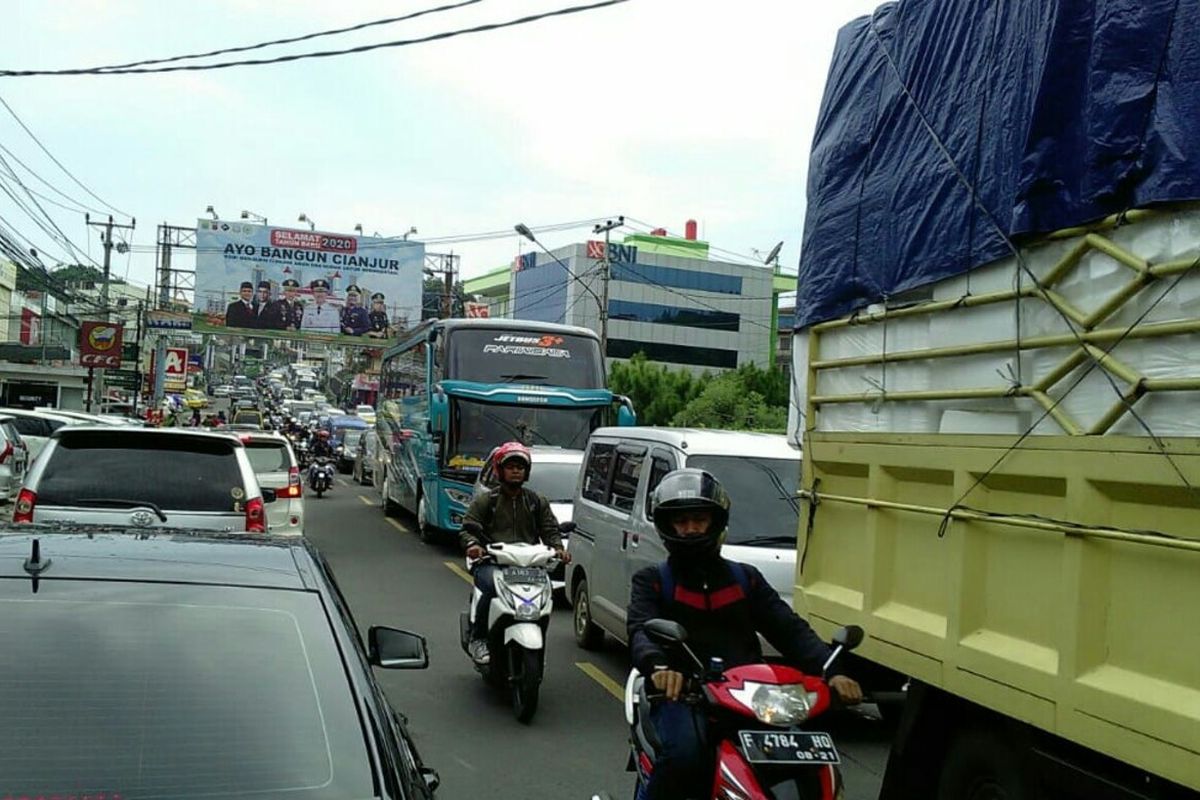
[245,496,266,533]
[0,441,12,464]
[13,488,36,523]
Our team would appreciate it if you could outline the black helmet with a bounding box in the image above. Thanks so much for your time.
[650,468,730,559]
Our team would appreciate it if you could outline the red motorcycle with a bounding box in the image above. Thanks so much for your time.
[623,620,865,800]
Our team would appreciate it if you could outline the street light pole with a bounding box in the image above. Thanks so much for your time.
[592,217,623,358]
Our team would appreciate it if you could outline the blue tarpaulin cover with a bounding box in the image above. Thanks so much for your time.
[795,0,1200,329]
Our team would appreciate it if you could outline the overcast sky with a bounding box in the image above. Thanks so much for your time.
[0,0,884,291]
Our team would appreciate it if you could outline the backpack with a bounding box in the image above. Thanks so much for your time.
[657,560,752,605]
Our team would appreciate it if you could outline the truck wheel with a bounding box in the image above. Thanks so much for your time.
[936,729,1029,800]
[573,578,605,650]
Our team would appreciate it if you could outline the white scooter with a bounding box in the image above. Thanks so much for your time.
[459,539,560,723]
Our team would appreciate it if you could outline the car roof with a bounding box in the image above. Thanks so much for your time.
[0,407,85,423]
[52,425,246,446]
[588,426,801,459]
[0,529,312,590]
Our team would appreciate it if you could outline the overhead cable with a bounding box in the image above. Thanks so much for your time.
[0,94,130,217]
[0,0,630,77]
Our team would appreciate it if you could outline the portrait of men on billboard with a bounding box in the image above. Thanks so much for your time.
[252,280,272,329]
[300,278,340,332]
[340,284,370,336]
[266,278,303,331]
[225,281,256,328]
[366,292,391,338]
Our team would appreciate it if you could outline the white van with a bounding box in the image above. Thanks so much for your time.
[565,427,801,650]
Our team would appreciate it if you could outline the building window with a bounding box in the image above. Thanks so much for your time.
[608,299,739,332]
[607,338,738,369]
[611,262,742,295]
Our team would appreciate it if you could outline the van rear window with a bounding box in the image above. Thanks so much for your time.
[38,433,245,512]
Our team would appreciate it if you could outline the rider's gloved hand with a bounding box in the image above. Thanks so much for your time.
[554,547,571,564]
[465,544,484,560]
[651,668,685,701]
[828,675,863,705]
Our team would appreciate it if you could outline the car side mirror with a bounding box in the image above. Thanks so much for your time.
[644,618,687,645]
[261,488,277,503]
[421,767,441,793]
[558,521,577,535]
[615,395,637,426]
[832,625,864,651]
[368,626,429,669]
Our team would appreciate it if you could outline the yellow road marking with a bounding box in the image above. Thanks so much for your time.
[576,662,624,702]
[443,560,473,584]
[358,495,372,506]
[386,518,407,534]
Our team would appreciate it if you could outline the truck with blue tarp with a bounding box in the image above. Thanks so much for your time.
[789,1,1200,797]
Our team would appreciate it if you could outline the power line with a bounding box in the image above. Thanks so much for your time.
[0,152,102,268]
[0,141,107,215]
[0,94,129,217]
[0,0,630,77]
[78,0,486,72]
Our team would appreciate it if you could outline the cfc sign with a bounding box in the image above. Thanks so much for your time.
[79,322,125,368]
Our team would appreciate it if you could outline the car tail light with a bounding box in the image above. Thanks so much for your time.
[13,488,36,523]
[245,496,266,532]
[0,441,12,464]
[275,466,302,498]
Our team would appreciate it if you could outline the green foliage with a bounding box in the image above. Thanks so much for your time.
[609,352,788,431]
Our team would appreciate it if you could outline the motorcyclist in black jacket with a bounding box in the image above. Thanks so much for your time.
[627,468,863,800]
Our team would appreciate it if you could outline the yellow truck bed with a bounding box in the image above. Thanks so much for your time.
[798,432,1200,790]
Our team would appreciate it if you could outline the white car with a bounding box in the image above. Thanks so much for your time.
[354,404,377,424]
[0,408,89,461]
[236,431,305,536]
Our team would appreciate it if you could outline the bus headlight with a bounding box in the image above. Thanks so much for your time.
[444,487,473,507]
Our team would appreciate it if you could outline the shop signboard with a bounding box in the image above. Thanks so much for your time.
[79,322,124,368]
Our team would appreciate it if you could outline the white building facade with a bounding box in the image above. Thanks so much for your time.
[509,241,773,374]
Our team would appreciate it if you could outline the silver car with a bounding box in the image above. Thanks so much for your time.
[0,416,29,502]
[15,427,275,532]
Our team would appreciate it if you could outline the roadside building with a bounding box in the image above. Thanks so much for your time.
[463,228,794,374]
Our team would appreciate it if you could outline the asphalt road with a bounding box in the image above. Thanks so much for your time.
[304,472,894,800]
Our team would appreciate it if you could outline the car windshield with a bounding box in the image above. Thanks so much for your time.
[686,455,800,546]
[446,328,605,389]
[449,399,604,464]
[524,460,581,503]
[36,432,246,513]
[0,579,374,798]
[246,442,290,473]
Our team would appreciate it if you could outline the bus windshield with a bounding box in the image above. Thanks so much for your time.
[448,398,604,466]
[446,328,604,389]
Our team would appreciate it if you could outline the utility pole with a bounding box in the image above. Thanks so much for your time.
[86,214,136,318]
[592,216,623,358]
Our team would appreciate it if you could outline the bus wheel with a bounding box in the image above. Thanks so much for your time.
[381,473,400,517]
[417,488,438,544]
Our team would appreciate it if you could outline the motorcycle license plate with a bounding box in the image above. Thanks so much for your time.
[737,731,840,765]
[503,567,544,584]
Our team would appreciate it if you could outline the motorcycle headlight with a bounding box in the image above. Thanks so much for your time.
[729,682,818,727]
[444,487,473,506]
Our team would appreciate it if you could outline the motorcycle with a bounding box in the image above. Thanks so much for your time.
[307,458,335,498]
[457,534,567,723]
[625,621,865,800]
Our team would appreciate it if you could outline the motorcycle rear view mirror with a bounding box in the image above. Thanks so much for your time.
[368,626,430,670]
[833,625,864,651]
[558,521,577,535]
[644,618,687,645]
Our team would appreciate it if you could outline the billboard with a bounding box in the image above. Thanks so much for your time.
[193,220,424,347]
[161,347,188,392]
[79,322,124,368]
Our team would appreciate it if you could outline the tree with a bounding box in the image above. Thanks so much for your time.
[422,277,467,319]
[609,353,709,426]
[609,351,790,431]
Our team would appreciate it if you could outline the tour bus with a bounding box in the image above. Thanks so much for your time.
[376,318,635,541]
